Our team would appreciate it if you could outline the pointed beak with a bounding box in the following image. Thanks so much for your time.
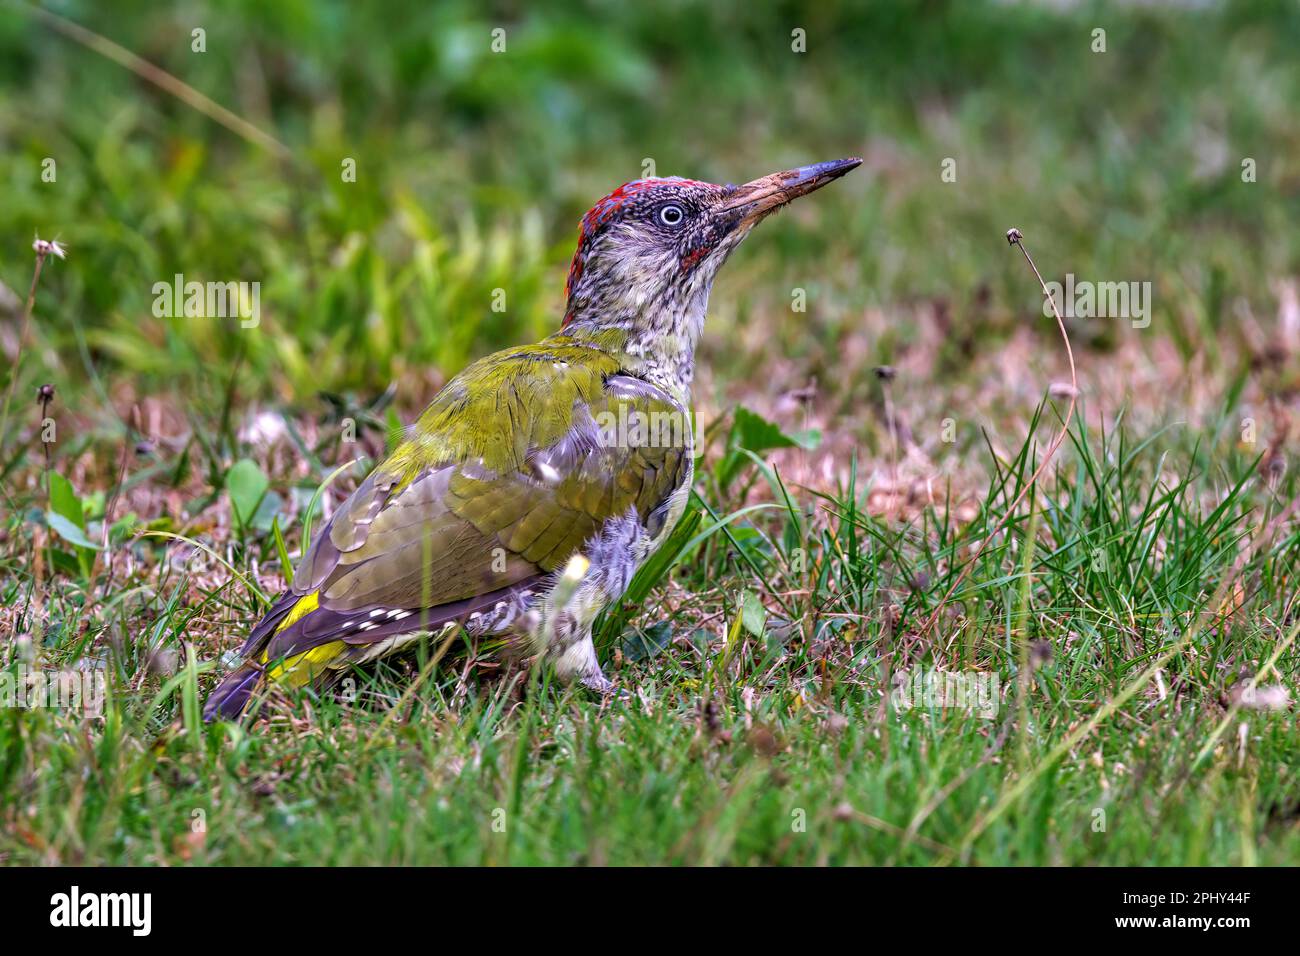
[718,157,862,225]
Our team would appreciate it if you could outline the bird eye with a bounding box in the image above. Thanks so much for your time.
[658,204,685,227]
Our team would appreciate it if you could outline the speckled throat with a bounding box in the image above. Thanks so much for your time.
[550,289,708,404]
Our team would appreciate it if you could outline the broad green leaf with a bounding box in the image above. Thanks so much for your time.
[226,458,269,532]
[731,406,801,454]
[621,620,674,663]
[718,407,817,490]
[48,473,85,529]
[47,511,103,550]
[741,589,767,638]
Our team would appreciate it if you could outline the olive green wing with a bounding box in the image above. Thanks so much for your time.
[445,371,692,567]
[249,344,690,662]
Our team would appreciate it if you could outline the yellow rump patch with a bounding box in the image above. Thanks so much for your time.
[274,591,319,633]
[265,640,346,687]
[257,591,342,687]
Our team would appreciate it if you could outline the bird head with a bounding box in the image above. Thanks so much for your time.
[561,158,862,335]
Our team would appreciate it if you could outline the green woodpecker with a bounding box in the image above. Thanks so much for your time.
[204,157,861,720]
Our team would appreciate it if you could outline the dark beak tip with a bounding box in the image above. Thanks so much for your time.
[780,157,863,198]
[788,156,862,183]
[816,157,863,179]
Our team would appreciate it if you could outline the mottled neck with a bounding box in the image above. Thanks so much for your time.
[556,291,708,402]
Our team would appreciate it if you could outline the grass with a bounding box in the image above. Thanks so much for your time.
[2,0,1299,865]
[5,402,1297,865]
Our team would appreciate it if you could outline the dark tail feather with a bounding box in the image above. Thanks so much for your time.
[202,661,265,722]
[203,591,298,722]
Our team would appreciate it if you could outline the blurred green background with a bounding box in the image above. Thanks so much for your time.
[2,0,1298,416]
